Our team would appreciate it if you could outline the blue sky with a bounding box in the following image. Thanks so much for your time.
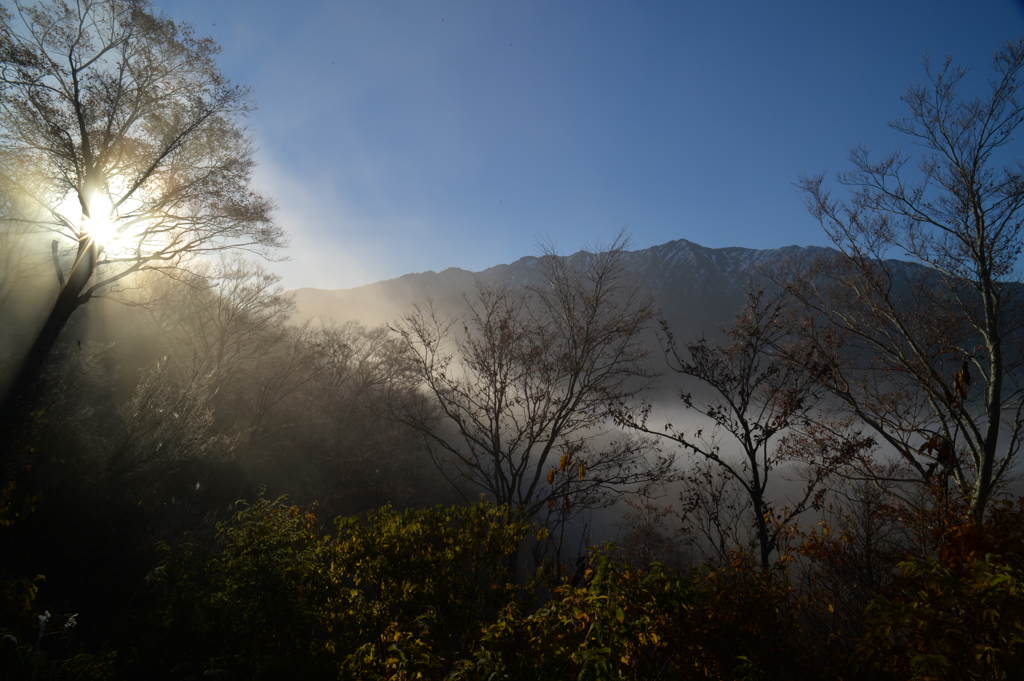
[155,0,1024,290]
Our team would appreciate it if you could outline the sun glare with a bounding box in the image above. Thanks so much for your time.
[83,192,117,245]
[53,180,159,258]
[55,190,125,247]
[54,192,83,228]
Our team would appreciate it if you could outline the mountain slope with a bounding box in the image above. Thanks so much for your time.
[289,238,836,329]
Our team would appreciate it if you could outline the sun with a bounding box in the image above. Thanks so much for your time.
[53,178,161,259]
[82,192,118,246]
[54,189,124,247]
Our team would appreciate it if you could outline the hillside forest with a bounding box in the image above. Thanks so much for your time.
[2,2,1024,679]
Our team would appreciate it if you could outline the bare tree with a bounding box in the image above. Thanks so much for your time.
[616,496,689,570]
[620,291,869,569]
[307,323,418,456]
[787,38,1024,521]
[392,235,673,522]
[301,321,434,512]
[678,458,757,567]
[0,0,282,411]
[107,357,228,482]
[137,256,323,453]
[143,255,295,384]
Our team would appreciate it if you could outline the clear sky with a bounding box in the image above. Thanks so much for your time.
[154,0,1024,290]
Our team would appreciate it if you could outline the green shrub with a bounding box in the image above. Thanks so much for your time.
[455,548,810,681]
[149,496,529,680]
[857,554,1024,681]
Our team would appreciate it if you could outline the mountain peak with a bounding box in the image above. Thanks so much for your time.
[289,238,834,327]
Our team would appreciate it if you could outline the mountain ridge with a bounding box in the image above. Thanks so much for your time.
[288,238,839,328]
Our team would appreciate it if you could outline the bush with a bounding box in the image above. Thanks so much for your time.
[148,496,529,680]
[456,548,811,681]
[857,554,1024,680]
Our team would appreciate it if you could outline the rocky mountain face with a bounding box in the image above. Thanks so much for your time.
[289,238,838,330]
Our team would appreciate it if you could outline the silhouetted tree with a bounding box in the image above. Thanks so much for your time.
[620,291,871,569]
[0,0,282,412]
[301,321,436,512]
[139,255,310,444]
[786,38,1024,521]
[393,235,672,524]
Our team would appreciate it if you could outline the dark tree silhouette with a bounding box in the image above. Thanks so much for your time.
[620,291,867,569]
[786,38,1024,521]
[392,235,673,523]
[0,0,282,412]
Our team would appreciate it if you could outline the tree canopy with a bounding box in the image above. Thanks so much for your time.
[0,0,282,408]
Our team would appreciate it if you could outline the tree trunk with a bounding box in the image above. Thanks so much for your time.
[753,491,772,571]
[1,239,97,417]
